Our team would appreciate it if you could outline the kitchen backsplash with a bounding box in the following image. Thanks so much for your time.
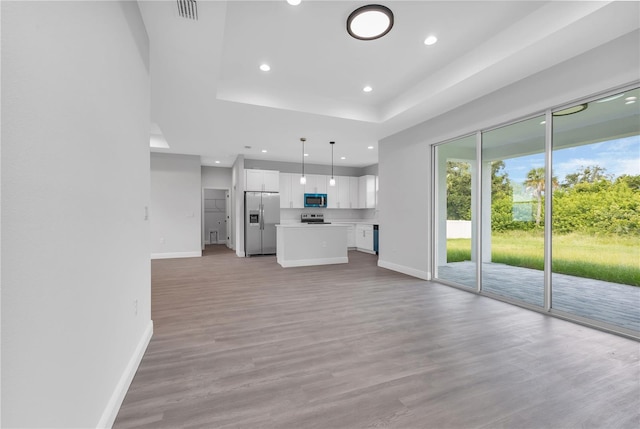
[280,208,378,223]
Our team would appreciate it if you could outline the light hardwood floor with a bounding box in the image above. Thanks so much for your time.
[114,246,640,428]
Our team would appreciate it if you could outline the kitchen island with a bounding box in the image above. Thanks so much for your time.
[276,224,348,267]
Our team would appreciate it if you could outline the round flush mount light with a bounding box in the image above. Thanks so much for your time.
[287,0,301,5]
[363,86,373,93]
[347,5,394,41]
[259,64,271,72]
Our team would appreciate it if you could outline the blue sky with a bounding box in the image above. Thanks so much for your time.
[503,135,640,184]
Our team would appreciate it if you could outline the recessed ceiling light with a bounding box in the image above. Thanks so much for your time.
[215,161,221,164]
[363,86,373,93]
[347,5,394,41]
[540,120,546,125]
[367,146,374,149]
[261,149,268,153]
[259,64,271,72]
[341,156,346,160]
[424,35,438,46]
[287,0,301,5]
[304,153,309,157]
[625,96,637,101]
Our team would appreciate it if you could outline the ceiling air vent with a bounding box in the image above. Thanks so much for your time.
[177,0,198,20]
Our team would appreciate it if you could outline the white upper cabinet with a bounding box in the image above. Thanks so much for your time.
[349,176,360,209]
[358,175,376,209]
[327,176,350,208]
[245,169,279,192]
[304,174,327,194]
[279,173,292,208]
[278,172,376,210]
[279,172,305,208]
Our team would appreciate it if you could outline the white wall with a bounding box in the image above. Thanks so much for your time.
[378,31,640,281]
[232,155,245,256]
[202,165,232,189]
[1,1,152,427]
[151,153,202,259]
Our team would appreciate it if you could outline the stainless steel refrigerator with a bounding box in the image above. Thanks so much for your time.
[245,192,280,256]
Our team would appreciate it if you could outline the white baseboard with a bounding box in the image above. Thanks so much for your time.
[377,260,430,280]
[205,240,227,245]
[277,256,348,268]
[236,250,245,257]
[97,320,153,429]
[356,248,376,255]
[151,251,202,260]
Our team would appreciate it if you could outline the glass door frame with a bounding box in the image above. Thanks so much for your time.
[430,83,640,341]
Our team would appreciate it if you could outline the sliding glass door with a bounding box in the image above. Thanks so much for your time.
[551,89,640,333]
[481,116,546,307]
[432,86,640,337]
[434,136,477,289]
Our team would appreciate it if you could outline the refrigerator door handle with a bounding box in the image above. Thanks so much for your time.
[260,203,265,230]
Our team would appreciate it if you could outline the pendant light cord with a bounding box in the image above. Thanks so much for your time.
[330,141,335,179]
[301,137,306,177]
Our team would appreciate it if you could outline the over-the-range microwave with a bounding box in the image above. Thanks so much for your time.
[304,193,327,208]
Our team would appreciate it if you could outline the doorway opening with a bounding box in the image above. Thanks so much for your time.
[202,188,231,254]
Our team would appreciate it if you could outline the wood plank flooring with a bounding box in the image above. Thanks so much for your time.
[114,245,640,428]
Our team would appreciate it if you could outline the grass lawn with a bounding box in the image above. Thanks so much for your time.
[447,231,640,286]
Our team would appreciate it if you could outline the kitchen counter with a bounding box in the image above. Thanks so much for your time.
[276,224,348,267]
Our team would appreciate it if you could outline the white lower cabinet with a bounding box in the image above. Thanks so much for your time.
[346,224,356,248]
[355,224,374,253]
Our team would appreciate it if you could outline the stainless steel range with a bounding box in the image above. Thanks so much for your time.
[301,213,331,224]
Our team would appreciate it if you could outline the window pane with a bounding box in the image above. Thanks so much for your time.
[481,116,546,307]
[552,88,640,333]
[434,136,477,288]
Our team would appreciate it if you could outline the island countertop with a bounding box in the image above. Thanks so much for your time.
[276,224,348,267]
[275,223,348,228]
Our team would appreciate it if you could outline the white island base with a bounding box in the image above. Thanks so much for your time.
[276,224,348,268]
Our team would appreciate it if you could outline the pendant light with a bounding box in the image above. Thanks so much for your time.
[329,141,336,186]
[300,137,307,185]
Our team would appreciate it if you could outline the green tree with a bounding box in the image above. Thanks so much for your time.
[563,165,612,188]
[491,160,512,201]
[446,161,471,220]
[615,174,640,191]
[524,167,558,226]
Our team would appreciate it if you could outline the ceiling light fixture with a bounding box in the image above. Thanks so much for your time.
[300,137,307,185]
[259,64,271,72]
[341,156,346,160]
[287,0,301,5]
[347,4,394,41]
[261,149,267,153]
[625,96,637,101]
[424,35,438,46]
[367,145,374,149]
[215,161,221,164]
[553,104,588,116]
[329,141,336,187]
[626,100,636,105]
[363,86,373,93]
